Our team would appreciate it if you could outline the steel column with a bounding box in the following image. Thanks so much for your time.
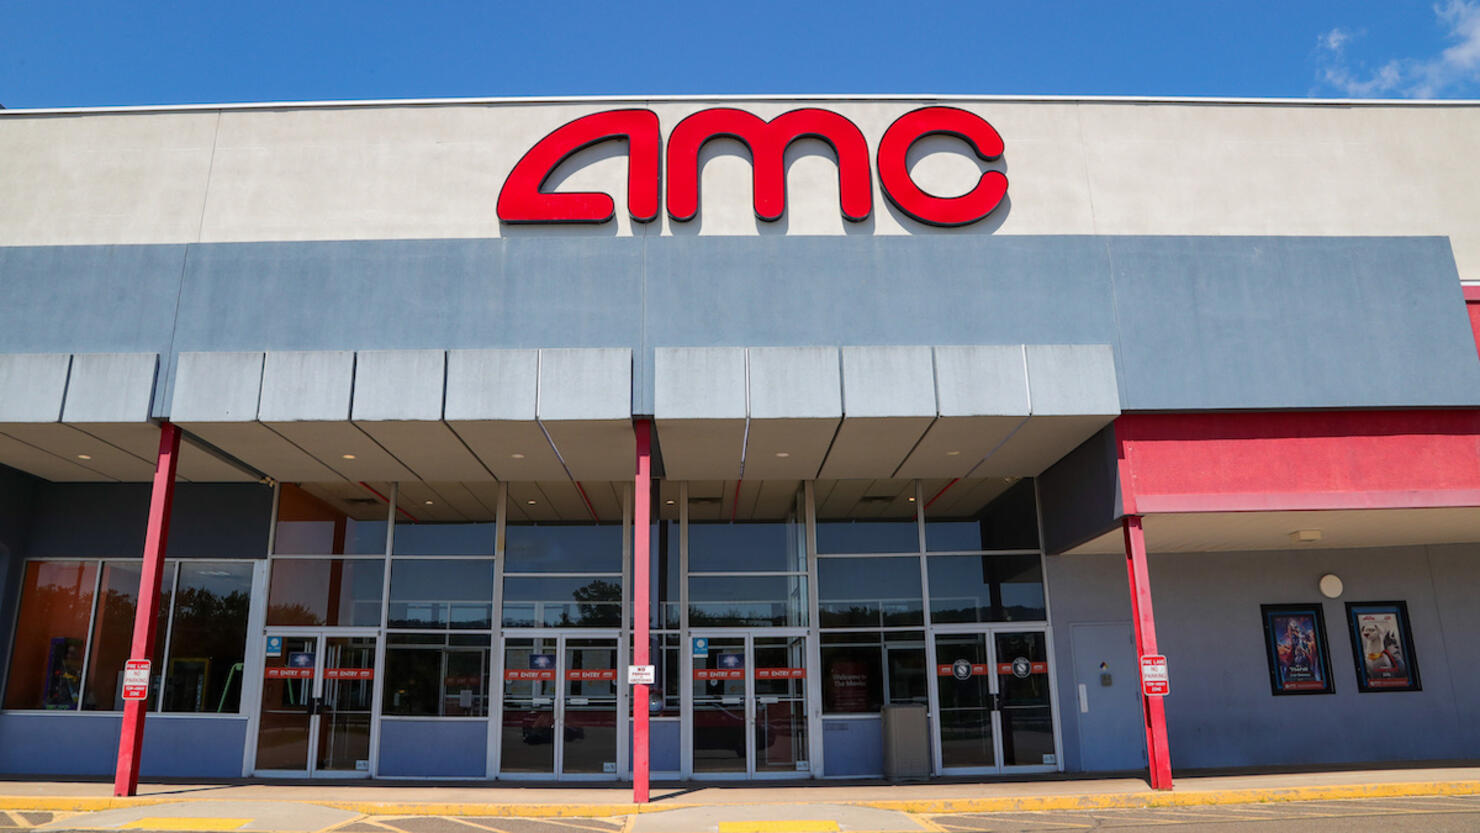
[1122,515,1173,790]
[632,419,652,803]
[113,421,182,797]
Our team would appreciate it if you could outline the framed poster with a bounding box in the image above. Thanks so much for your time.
[1260,604,1334,695]
[1346,601,1421,692]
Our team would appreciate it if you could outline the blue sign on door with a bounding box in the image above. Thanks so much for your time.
[265,636,283,657]
[692,637,709,658]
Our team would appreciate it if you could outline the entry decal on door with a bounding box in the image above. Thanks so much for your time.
[505,668,557,680]
[998,659,1049,677]
[754,667,806,679]
[265,667,314,679]
[939,661,989,678]
[324,667,375,680]
[694,668,745,680]
[566,668,618,680]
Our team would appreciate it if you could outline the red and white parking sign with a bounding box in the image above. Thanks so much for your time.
[1140,655,1170,696]
[122,659,150,700]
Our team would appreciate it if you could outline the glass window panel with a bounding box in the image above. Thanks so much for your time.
[504,525,621,573]
[631,633,681,717]
[817,556,923,627]
[927,554,1046,623]
[162,562,253,713]
[266,558,383,627]
[3,561,98,710]
[815,521,919,555]
[818,631,926,714]
[392,523,495,556]
[501,576,622,628]
[387,559,494,629]
[650,520,679,629]
[926,478,1040,552]
[383,635,490,717]
[820,633,882,714]
[82,562,172,711]
[688,575,808,627]
[272,483,387,555]
[688,521,803,573]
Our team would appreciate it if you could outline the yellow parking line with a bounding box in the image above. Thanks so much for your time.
[122,819,251,831]
[717,822,839,833]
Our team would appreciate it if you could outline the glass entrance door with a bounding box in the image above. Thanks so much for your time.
[689,632,810,778]
[255,631,378,776]
[931,628,1057,774]
[500,633,622,779]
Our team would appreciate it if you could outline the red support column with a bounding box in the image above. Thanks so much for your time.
[1123,515,1173,790]
[632,419,652,803]
[113,421,181,797]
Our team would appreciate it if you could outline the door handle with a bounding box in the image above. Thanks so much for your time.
[310,696,324,716]
[989,693,1004,711]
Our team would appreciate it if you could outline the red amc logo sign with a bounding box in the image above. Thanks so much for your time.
[497,106,1007,228]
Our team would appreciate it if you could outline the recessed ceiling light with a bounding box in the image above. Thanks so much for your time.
[527,499,537,505]
[341,454,356,460]
[1290,529,1324,544]
[511,453,525,459]
[76,454,92,460]
[423,500,434,505]
[665,499,675,505]
[946,450,961,456]
[908,496,916,502]
[775,451,791,458]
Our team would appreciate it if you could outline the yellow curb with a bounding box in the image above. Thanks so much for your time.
[859,780,1480,815]
[0,798,176,812]
[0,780,1477,819]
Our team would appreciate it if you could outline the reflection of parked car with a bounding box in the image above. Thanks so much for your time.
[517,709,586,745]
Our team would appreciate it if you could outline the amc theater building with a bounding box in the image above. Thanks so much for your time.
[0,95,1477,786]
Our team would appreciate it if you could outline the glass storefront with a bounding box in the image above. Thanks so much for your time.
[2,476,1055,781]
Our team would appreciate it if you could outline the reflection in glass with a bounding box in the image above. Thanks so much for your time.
[2,561,98,710]
[504,525,621,573]
[383,633,490,717]
[387,559,494,629]
[926,479,1040,552]
[82,562,171,711]
[267,558,384,627]
[502,576,622,628]
[273,483,387,555]
[688,521,803,572]
[927,555,1046,623]
[817,557,923,627]
[650,520,679,629]
[815,521,918,555]
[163,562,253,713]
[632,633,682,717]
[689,575,807,627]
[392,522,495,556]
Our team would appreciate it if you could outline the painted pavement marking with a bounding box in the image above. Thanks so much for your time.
[120,819,251,831]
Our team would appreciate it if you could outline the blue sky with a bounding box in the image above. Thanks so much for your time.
[3,1,1479,108]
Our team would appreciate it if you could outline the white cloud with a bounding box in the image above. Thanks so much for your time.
[1316,1,1480,98]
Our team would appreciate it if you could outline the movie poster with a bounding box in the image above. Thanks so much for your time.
[1260,604,1333,695]
[1346,601,1421,692]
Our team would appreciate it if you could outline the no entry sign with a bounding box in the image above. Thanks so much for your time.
[122,659,150,700]
[1140,655,1170,696]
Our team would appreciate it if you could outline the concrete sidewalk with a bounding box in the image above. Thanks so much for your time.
[1,767,1479,818]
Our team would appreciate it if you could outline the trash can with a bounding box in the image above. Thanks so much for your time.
[881,703,930,781]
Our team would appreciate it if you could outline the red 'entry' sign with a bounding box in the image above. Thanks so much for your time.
[1140,655,1170,696]
[122,659,150,700]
